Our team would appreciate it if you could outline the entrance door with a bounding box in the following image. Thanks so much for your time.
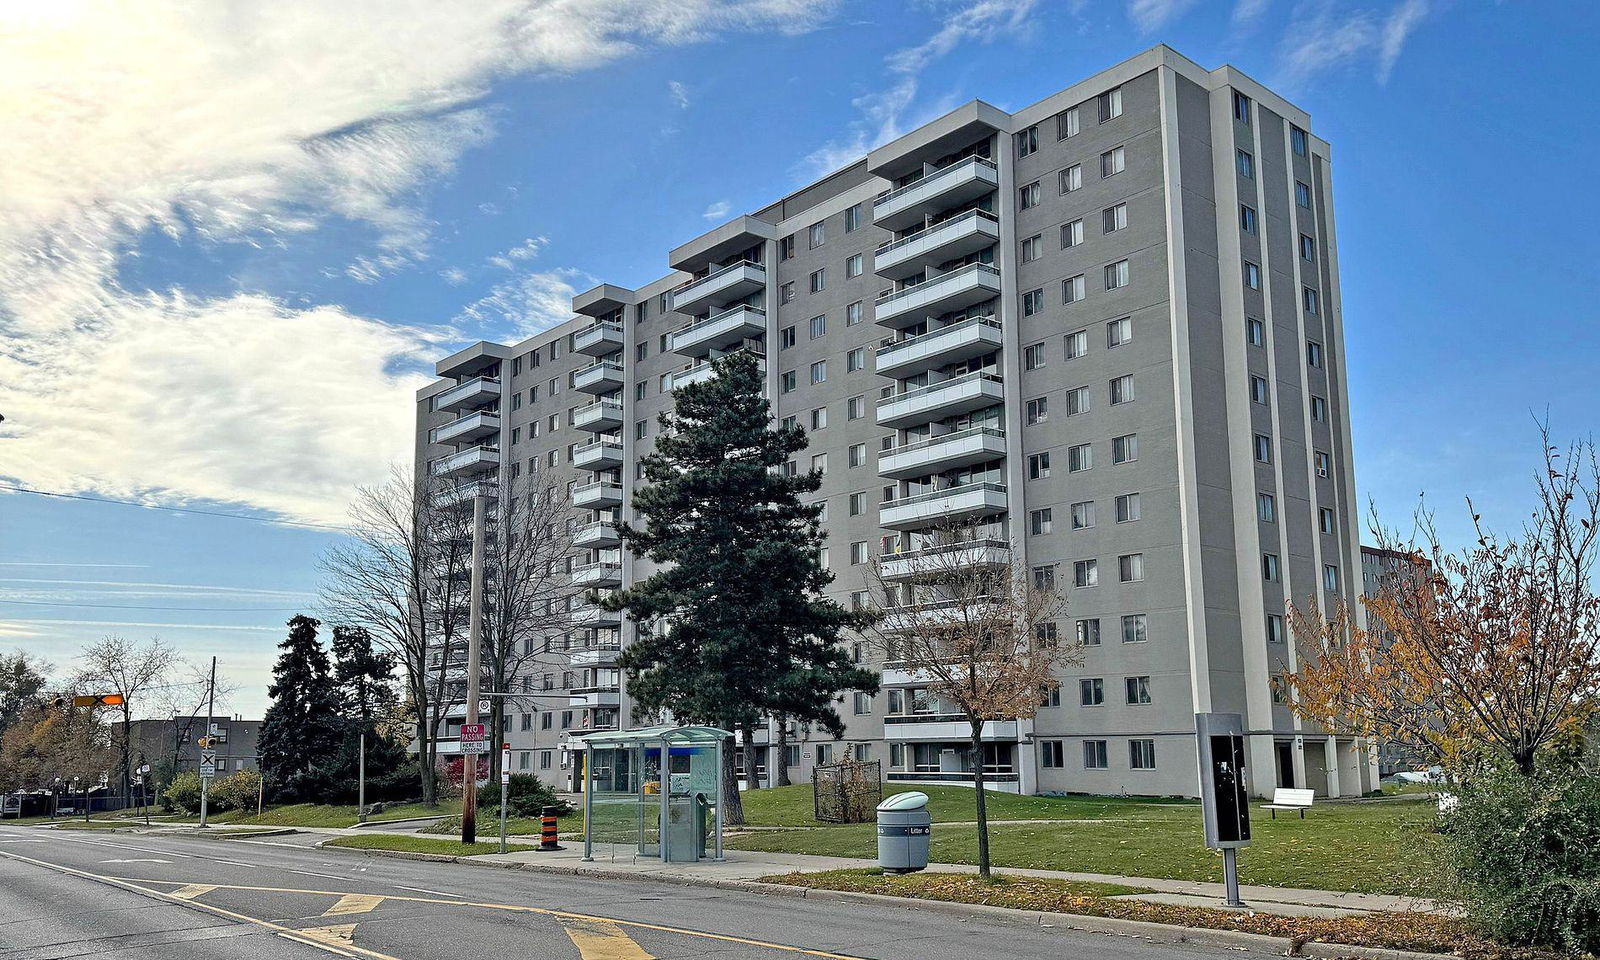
[1275,741,1296,789]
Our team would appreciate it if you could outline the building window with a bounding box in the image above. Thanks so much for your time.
[1112,433,1138,463]
[1110,374,1135,405]
[848,491,866,516]
[1062,274,1086,303]
[1323,564,1340,591]
[1263,553,1281,582]
[1307,340,1324,367]
[1233,90,1251,123]
[1291,126,1309,157]
[848,443,867,468]
[846,253,864,278]
[850,540,868,565]
[1064,328,1088,359]
[1020,233,1044,263]
[1257,492,1276,523]
[1118,553,1145,582]
[1079,679,1104,707]
[1125,676,1152,704]
[1022,288,1045,316]
[1103,202,1128,233]
[1105,319,1132,350]
[809,268,826,293]
[1296,180,1312,208]
[1020,181,1041,209]
[1064,384,1089,416]
[778,325,796,350]
[1100,146,1125,177]
[1122,614,1149,644]
[1060,164,1082,194]
[1070,500,1095,530]
[780,235,795,260]
[1267,613,1286,643]
[1029,508,1053,536]
[1253,434,1272,463]
[1240,204,1258,235]
[845,203,863,232]
[1244,260,1261,289]
[1084,740,1109,769]
[780,370,797,393]
[1015,125,1039,157]
[847,395,865,420]
[1250,375,1268,404]
[848,347,866,372]
[1073,559,1099,588]
[1036,622,1059,647]
[1316,450,1331,477]
[1068,442,1092,472]
[1032,564,1056,591]
[1098,87,1123,122]
[1115,492,1141,522]
[1130,739,1157,769]
[1237,149,1254,179]
[810,360,827,384]
[809,221,826,248]
[1037,740,1064,768]
[1052,221,1082,257]
[780,281,796,303]
[1319,506,1336,534]
[810,406,827,430]
[1077,618,1101,646]
[846,300,863,325]
[1024,342,1047,370]
[1026,396,1049,425]
[1247,317,1265,347]
[1104,259,1129,289]
[808,314,826,340]
[1028,452,1051,479]
[1057,105,1080,139]
[1300,234,1316,261]
[1311,395,1327,421]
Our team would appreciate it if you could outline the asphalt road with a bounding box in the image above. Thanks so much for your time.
[0,825,1274,960]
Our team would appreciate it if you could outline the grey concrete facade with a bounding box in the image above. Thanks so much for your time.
[414,46,1373,799]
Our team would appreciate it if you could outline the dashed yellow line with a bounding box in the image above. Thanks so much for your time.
[563,918,656,959]
[323,893,384,916]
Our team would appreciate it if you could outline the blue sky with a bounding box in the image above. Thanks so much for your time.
[2,0,1597,716]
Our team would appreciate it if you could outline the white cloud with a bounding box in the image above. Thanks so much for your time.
[439,266,470,286]
[0,0,841,524]
[1128,0,1198,33]
[457,268,589,338]
[702,200,732,220]
[801,0,1035,177]
[487,236,552,270]
[1232,0,1272,25]
[669,80,692,109]
[1276,0,1429,88]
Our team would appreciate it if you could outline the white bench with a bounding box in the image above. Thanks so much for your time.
[1261,787,1316,818]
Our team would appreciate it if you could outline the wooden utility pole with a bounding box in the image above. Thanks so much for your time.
[462,493,485,844]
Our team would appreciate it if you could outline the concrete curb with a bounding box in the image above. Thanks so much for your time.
[314,841,1455,960]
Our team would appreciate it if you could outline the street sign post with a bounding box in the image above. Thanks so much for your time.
[499,744,511,854]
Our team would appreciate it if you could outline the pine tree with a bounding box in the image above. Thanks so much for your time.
[605,350,877,824]
[259,615,343,801]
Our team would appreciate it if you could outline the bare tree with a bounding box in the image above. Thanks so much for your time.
[1288,428,1600,777]
[74,636,176,805]
[146,660,238,782]
[866,522,1076,880]
[320,465,475,805]
[478,469,580,785]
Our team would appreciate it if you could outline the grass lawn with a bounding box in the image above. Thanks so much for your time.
[722,786,1439,896]
[765,870,1503,958]
[323,834,534,857]
[215,800,460,828]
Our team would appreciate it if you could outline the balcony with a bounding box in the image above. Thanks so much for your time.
[573,398,624,433]
[872,156,1000,232]
[573,605,622,628]
[432,376,500,412]
[884,716,1019,741]
[881,538,1011,581]
[429,444,500,478]
[570,645,622,667]
[874,210,1001,281]
[572,562,622,588]
[572,480,623,509]
[874,263,1002,330]
[669,305,766,357]
[880,596,1004,631]
[574,320,624,356]
[429,410,500,445]
[670,260,766,315]
[880,482,1008,530]
[876,371,1005,429]
[573,360,625,394]
[879,426,1007,480]
[436,480,499,508]
[573,520,622,549]
[570,685,622,709]
[670,352,764,391]
[573,438,623,470]
[875,316,1003,377]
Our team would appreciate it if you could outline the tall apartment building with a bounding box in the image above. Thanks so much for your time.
[415,46,1373,799]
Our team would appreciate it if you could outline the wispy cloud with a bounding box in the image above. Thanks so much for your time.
[801,0,1037,177]
[1277,0,1430,88]
[1128,0,1199,33]
[668,80,691,109]
[702,199,732,220]
[1232,0,1271,26]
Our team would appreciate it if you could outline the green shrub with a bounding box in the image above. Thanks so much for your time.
[209,770,264,813]
[163,771,203,814]
[478,774,569,818]
[1446,768,1600,953]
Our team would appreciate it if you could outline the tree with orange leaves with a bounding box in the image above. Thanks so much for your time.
[1287,429,1600,777]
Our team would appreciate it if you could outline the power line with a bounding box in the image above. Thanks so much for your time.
[0,483,351,532]
[0,598,309,613]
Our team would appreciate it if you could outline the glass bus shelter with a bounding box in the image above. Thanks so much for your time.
[576,725,729,863]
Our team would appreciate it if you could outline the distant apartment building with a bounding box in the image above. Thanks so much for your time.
[130,716,261,777]
[415,46,1372,798]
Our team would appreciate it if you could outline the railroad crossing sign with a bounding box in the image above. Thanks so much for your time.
[460,723,488,754]
[199,750,217,778]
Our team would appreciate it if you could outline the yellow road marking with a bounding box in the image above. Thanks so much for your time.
[563,918,655,959]
[170,883,218,900]
[301,923,358,946]
[323,893,384,916]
